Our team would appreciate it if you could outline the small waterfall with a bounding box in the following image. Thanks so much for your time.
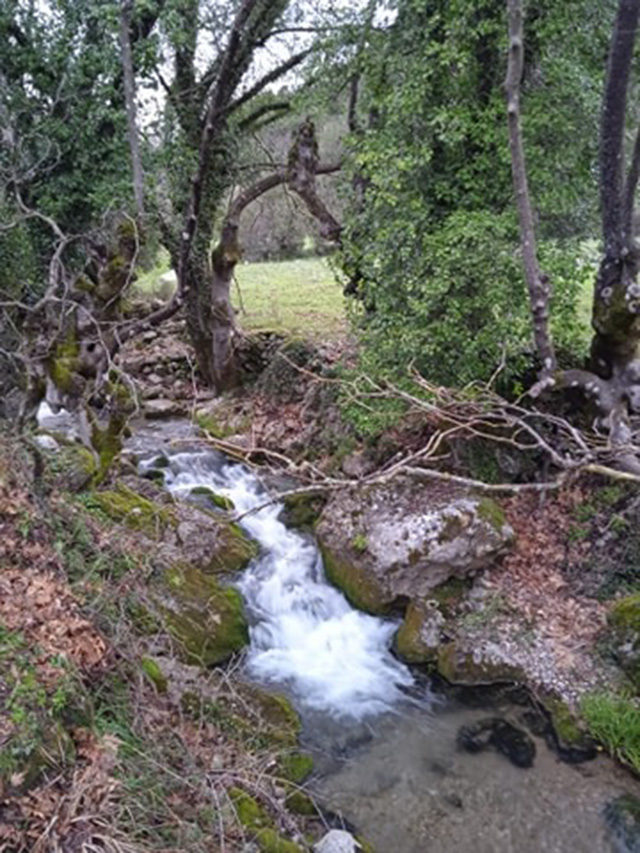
[152,449,415,719]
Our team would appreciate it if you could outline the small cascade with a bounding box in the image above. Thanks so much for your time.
[152,449,415,719]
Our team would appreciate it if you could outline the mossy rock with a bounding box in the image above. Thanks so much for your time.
[394,601,442,664]
[281,492,327,531]
[229,788,303,853]
[476,497,508,530]
[284,789,318,816]
[44,444,97,493]
[204,519,258,574]
[541,695,597,762]
[237,685,302,744]
[91,484,175,537]
[277,752,314,784]
[429,577,471,616]
[190,485,235,511]
[608,593,640,689]
[320,545,389,616]
[160,564,249,666]
[437,641,525,686]
[605,795,640,853]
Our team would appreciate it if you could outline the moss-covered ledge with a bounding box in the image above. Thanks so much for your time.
[88,483,176,537]
[158,564,249,666]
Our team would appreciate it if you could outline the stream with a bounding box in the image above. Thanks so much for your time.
[129,434,640,853]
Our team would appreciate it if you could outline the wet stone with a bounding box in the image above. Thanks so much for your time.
[456,717,536,769]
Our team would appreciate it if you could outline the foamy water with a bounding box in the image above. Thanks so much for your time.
[151,449,414,718]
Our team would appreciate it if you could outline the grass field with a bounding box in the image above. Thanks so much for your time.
[133,255,347,340]
[233,257,347,338]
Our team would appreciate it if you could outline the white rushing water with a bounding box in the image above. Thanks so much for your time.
[156,449,414,719]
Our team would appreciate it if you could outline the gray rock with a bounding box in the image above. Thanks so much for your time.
[313,829,362,853]
[316,477,514,613]
[144,398,186,419]
[34,434,60,451]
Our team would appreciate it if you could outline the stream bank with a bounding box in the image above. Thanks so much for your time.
[6,338,639,850]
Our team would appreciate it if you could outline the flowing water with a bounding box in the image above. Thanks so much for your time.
[137,442,640,853]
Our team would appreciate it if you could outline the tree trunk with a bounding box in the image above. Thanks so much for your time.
[505,0,555,378]
[589,0,640,383]
[119,0,145,219]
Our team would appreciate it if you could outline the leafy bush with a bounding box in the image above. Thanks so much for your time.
[350,211,590,389]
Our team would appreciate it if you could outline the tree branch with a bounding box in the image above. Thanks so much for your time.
[226,49,311,117]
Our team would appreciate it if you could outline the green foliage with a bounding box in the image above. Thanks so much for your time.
[0,0,133,235]
[580,691,640,773]
[339,0,609,386]
[349,210,590,388]
[0,624,79,786]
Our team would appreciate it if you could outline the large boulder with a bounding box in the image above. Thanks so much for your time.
[316,478,514,614]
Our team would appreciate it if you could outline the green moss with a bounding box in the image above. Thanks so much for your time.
[543,696,593,752]
[141,657,168,693]
[238,687,301,743]
[351,533,368,552]
[44,444,97,493]
[161,565,249,666]
[190,486,235,510]
[284,789,317,816]
[281,492,327,530]
[320,545,388,616]
[277,752,313,784]
[229,788,302,850]
[255,829,302,853]
[394,601,440,664]
[476,497,507,530]
[429,577,471,616]
[609,593,640,633]
[125,598,161,634]
[203,521,258,574]
[90,484,175,537]
[230,787,272,830]
[196,413,233,439]
[608,593,640,688]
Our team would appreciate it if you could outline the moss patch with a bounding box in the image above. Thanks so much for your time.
[43,444,97,493]
[394,601,441,664]
[161,565,249,666]
[281,491,327,530]
[320,546,388,616]
[277,752,313,784]
[141,657,168,693]
[476,497,508,530]
[190,486,235,511]
[90,484,175,537]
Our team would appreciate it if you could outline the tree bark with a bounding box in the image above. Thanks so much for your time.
[590,0,640,381]
[505,0,555,378]
[119,0,145,219]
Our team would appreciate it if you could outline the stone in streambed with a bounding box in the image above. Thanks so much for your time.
[457,717,536,768]
[604,795,640,853]
[316,477,513,615]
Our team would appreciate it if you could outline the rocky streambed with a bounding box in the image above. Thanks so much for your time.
[125,428,640,853]
[32,407,640,851]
